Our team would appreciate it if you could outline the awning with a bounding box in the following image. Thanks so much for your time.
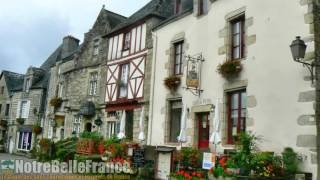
[79,101,96,117]
[105,100,141,112]
[18,126,33,133]
[155,146,176,152]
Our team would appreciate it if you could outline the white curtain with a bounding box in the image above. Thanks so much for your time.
[177,104,187,142]
[117,111,126,139]
[138,107,145,141]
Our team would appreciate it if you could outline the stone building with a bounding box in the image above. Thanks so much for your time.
[43,7,127,140]
[0,71,24,149]
[149,0,318,179]
[5,66,50,154]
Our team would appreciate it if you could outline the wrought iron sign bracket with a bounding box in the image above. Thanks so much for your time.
[183,53,205,97]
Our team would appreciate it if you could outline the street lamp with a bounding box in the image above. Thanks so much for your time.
[290,36,318,84]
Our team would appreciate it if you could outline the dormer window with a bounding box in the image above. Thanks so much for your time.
[25,78,31,92]
[123,32,131,51]
[93,39,100,56]
[175,0,182,14]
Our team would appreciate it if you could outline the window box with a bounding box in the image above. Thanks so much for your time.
[49,97,63,108]
[164,76,181,92]
[76,139,95,155]
[16,118,25,125]
[217,60,242,78]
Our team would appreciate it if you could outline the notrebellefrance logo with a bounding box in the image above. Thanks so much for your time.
[0,160,15,171]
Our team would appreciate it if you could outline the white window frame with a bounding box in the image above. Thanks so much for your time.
[17,131,32,151]
[89,72,98,95]
[73,116,82,136]
[118,64,129,98]
[93,39,100,56]
[107,121,120,138]
[58,83,64,98]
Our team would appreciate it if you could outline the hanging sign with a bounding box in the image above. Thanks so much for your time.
[186,58,200,88]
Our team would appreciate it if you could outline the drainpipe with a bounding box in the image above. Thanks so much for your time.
[313,1,320,178]
[147,31,158,146]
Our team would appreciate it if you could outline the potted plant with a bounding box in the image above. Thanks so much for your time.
[33,125,42,135]
[217,60,242,78]
[94,118,103,126]
[16,118,25,125]
[0,120,7,127]
[164,76,181,91]
[49,96,63,107]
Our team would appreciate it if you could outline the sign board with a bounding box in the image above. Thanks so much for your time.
[186,59,200,88]
[202,152,216,170]
[132,149,145,168]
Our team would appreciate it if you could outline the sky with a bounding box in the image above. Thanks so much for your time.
[0,0,150,74]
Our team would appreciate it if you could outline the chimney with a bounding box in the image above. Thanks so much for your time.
[62,35,80,58]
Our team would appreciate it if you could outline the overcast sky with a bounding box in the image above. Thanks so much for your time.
[0,0,150,74]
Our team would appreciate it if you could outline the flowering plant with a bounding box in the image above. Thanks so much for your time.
[172,170,205,180]
[175,147,201,169]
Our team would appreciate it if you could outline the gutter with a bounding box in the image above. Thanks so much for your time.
[148,31,158,146]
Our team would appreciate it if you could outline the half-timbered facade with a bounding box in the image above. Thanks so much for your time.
[104,0,176,142]
[105,23,147,103]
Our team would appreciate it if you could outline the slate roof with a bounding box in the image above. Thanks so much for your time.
[107,0,175,35]
[104,9,127,29]
[0,70,24,93]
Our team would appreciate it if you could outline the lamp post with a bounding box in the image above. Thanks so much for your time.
[290,36,318,83]
[291,36,320,178]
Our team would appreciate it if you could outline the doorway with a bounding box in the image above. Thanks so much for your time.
[197,112,210,149]
[85,123,92,132]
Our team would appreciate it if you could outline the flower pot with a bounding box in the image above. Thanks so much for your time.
[33,126,42,135]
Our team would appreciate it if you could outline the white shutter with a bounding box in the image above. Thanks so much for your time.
[203,0,209,14]
[23,101,30,119]
[48,126,53,139]
[16,101,21,118]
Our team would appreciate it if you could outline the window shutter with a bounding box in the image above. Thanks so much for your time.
[16,101,21,118]
[23,101,30,119]
[203,0,209,14]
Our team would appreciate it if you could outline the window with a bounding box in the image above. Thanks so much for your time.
[231,16,245,60]
[174,41,184,75]
[227,90,247,144]
[89,72,98,95]
[175,0,182,14]
[25,78,31,92]
[93,39,100,56]
[107,121,120,138]
[5,104,10,116]
[0,86,4,95]
[17,101,30,118]
[198,0,204,16]
[123,32,131,50]
[73,116,82,136]
[118,64,129,98]
[168,100,182,142]
[48,122,53,139]
[58,83,64,98]
[17,131,32,151]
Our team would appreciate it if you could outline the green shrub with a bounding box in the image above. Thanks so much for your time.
[80,131,103,142]
[282,147,299,176]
